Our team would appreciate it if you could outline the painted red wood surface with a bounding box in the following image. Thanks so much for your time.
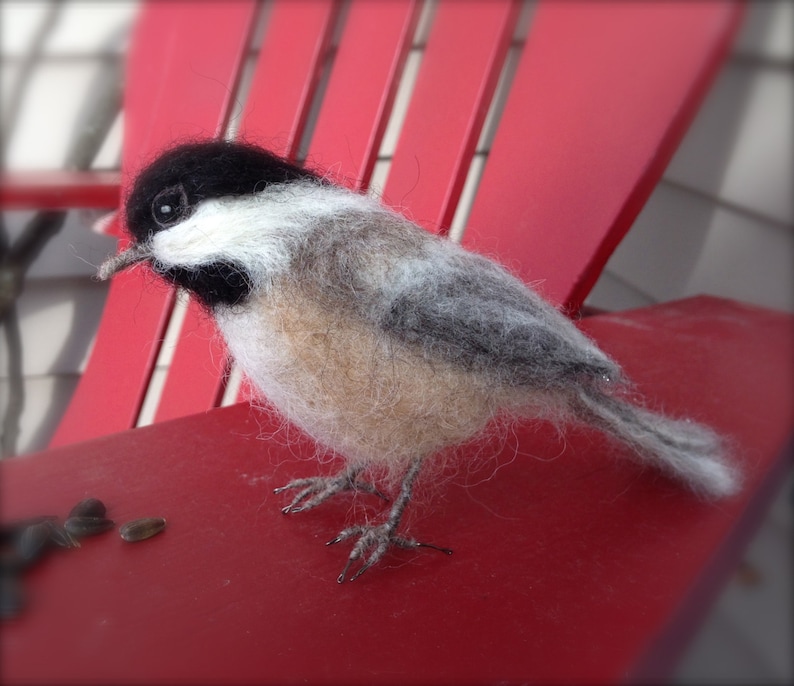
[49,1,258,446]
[151,298,228,424]
[3,297,791,684]
[382,0,520,233]
[0,171,120,209]
[237,0,340,159]
[307,0,422,188]
[463,1,743,311]
[50,268,178,447]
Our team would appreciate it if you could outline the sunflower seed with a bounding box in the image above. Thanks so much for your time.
[119,517,166,542]
[68,497,107,519]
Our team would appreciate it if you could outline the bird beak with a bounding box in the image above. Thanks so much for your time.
[97,243,152,280]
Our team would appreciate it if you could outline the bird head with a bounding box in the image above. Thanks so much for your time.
[98,140,318,307]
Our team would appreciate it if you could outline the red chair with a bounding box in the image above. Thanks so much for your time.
[46,0,755,445]
[3,1,791,683]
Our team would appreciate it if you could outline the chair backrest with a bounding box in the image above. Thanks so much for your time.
[49,0,742,448]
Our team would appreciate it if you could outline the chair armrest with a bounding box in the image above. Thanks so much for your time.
[0,170,121,209]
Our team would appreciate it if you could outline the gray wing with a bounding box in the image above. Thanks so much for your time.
[377,248,619,388]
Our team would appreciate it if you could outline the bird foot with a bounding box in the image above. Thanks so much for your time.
[274,466,388,514]
[327,523,452,582]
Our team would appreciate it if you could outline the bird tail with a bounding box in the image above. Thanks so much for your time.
[571,384,740,499]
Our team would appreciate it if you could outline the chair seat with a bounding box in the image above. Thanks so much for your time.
[2,295,791,684]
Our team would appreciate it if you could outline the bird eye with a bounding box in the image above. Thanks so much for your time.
[151,184,189,228]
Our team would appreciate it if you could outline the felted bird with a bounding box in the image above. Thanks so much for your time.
[99,140,740,582]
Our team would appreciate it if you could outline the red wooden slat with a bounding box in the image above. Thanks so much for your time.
[5,297,792,683]
[237,0,340,159]
[0,171,120,209]
[462,0,743,311]
[382,0,520,233]
[51,1,257,447]
[157,0,339,421]
[307,0,422,188]
[50,263,176,448]
[152,299,228,424]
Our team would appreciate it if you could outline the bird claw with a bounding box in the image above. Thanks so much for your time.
[279,458,444,581]
[275,467,388,514]
[327,524,452,583]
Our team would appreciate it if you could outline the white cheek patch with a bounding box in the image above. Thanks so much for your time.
[151,195,291,280]
[150,181,376,287]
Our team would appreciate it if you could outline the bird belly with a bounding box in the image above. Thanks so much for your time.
[215,288,519,467]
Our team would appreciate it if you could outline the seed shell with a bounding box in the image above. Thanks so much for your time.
[1,516,57,545]
[119,517,166,542]
[17,522,51,562]
[44,520,81,549]
[64,516,115,538]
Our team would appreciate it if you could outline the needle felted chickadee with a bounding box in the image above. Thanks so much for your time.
[100,140,740,582]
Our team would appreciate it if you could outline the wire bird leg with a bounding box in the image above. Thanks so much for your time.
[327,457,452,582]
[275,462,388,514]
